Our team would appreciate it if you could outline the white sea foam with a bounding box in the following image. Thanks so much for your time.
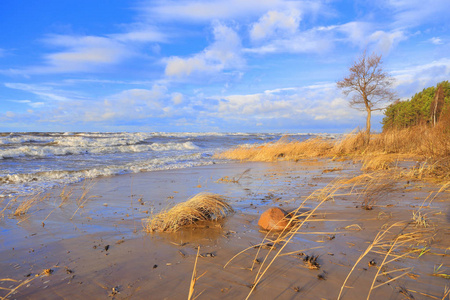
[0,141,199,159]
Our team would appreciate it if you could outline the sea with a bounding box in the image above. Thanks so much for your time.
[0,132,334,197]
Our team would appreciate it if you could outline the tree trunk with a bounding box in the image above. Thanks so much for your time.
[365,108,371,144]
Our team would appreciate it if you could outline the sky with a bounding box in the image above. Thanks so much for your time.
[0,0,449,133]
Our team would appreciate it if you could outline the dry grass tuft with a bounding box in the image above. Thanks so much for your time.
[0,197,17,220]
[216,169,250,184]
[362,155,395,171]
[358,174,396,210]
[333,130,366,154]
[70,179,97,220]
[59,186,74,207]
[412,211,429,228]
[433,264,450,279]
[144,193,233,233]
[13,193,50,217]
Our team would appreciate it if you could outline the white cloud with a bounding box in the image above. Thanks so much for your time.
[218,93,292,117]
[29,102,45,108]
[369,30,406,53]
[245,21,397,54]
[387,0,450,28]
[429,37,443,45]
[165,23,244,77]
[7,99,45,108]
[4,83,80,102]
[42,85,174,124]
[335,22,373,46]
[250,9,301,41]
[245,26,334,54]
[5,26,166,75]
[171,92,184,105]
[214,84,359,122]
[38,35,133,73]
[144,0,320,22]
[5,111,16,118]
[111,26,166,43]
[9,100,31,104]
[83,87,165,121]
[391,58,450,95]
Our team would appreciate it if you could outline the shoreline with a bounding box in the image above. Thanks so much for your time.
[1,159,449,299]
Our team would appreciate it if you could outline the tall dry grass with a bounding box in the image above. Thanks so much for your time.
[70,179,96,220]
[216,124,450,163]
[13,193,50,218]
[337,221,430,300]
[0,268,58,299]
[216,137,333,162]
[0,197,17,220]
[188,246,206,300]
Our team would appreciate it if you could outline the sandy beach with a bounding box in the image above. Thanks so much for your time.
[2,0,450,298]
[1,158,449,299]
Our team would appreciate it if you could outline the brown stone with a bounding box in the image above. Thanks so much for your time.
[258,207,290,231]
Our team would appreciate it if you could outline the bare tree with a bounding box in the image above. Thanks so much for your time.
[337,51,396,141]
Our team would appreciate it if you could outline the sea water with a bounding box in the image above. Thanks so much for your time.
[0,132,335,196]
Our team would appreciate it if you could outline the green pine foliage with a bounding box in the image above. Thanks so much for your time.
[382,81,450,130]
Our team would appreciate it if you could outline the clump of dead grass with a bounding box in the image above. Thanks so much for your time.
[216,169,250,184]
[412,211,429,228]
[59,186,74,207]
[362,155,395,171]
[13,193,50,217]
[358,174,397,210]
[0,197,17,220]
[144,193,233,233]
[70,179,97,220]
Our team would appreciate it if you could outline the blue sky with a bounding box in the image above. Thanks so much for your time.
[1,0,449,133]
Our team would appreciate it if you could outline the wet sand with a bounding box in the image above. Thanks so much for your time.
[1,160,449,299]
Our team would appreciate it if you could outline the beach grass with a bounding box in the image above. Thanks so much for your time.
[144,193,233,233]
[216,125,450,179]
[188,246,206,300]
[0,268,56,300]
[0,197,17,220]
[70,179,96,220]
[13,193,50,217]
